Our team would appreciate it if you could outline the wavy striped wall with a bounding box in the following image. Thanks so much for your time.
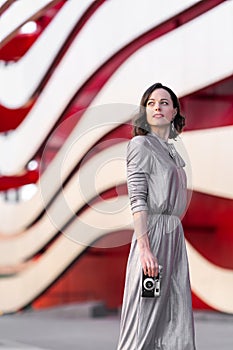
[0,0,232,314]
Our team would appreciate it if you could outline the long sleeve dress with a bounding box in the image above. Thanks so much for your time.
[117,131,196,350]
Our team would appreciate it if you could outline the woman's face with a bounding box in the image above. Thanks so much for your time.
[146,88,177,129]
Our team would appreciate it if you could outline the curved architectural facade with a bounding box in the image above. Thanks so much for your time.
[0,0,232,314]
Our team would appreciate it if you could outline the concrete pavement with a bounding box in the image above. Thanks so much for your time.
[0,303,232,349]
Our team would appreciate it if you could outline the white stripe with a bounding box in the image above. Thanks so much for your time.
[0,142,128,263]
[0,1,232,175]
[0,195,232,313]
[0,0,94,106]
[187,240,233,313]
[0,105,134,233]
[91,1,233,106]
[0,0,200,108]
[182,126,233,199]
[0,195,132,312]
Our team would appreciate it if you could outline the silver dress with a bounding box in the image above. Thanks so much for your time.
[117,132,196,350]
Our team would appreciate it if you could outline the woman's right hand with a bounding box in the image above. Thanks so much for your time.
[140,248,158,277]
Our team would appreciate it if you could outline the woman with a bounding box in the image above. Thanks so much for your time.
[117,83,196,349]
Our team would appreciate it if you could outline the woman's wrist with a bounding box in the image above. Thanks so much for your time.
[137,237,150,252]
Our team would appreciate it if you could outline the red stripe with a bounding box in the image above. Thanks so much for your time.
[60,0,226,117]
[192,291,216,311]
[34,0,228,160]
[183,191,233,269]
[0,170,39,190]
[0,0,106,131]
[181,75,233,131]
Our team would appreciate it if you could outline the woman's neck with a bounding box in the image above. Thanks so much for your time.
[150,126,170,142]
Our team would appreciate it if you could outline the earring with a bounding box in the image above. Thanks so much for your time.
[144,121,149,131]
[171,120,175,133]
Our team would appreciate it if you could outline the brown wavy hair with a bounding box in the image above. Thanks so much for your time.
[133,82,185,139]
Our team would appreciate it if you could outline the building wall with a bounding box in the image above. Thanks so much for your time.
[0,0,232,314]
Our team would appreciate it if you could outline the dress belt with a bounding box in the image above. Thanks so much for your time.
[148,212,180,218]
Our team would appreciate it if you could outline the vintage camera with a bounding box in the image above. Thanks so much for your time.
[142,265,163,298]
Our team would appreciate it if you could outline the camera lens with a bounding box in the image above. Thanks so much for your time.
[143,278,155,291]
